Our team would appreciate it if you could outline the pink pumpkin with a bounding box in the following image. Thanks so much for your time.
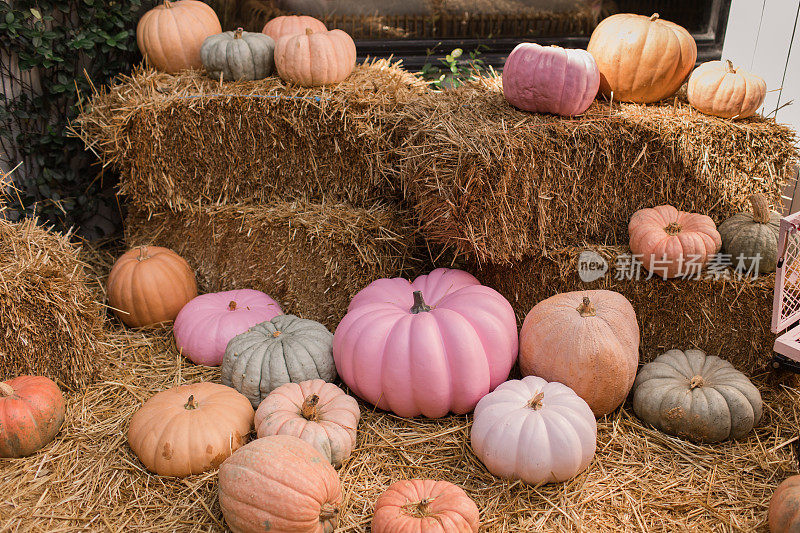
[503,43,600,116]
[333,268,518,418]
[173,289,282,366]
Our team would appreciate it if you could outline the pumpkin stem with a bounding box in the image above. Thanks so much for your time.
[319,503,339,522]
[689,376,705,389]
[577,296,596,317]
[301,394,320,421]
[527,391,545,410]
[403,497,437,517]
[234,27,243,39]
[410,291,432,314]
[228,301,237,311]
[0,382,14,397]
[749,194,771,224]
[650,13,659,21]
[305,28,314,36]
[185,395,198,409]
[664,222,682,235]
[137,246,149,261]
[725,59,736,74]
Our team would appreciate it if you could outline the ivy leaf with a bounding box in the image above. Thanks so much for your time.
[29,8,41,20]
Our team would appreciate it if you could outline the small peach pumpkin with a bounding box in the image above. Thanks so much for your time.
[770,475,800,533]
[0,376,65,458]
[275,28,357,87]
[372,479,480,533]
[262,15,327,42]
[688,60,767,119]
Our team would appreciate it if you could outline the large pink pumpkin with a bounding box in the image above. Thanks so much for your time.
[333,268,518,418]
[503,43,600,117]
[174,289,282,366]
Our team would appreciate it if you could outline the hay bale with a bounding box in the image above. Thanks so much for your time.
[399,76,799,263]
[75,60,427,211]
[124,201,420,329]
[0,218,104,390]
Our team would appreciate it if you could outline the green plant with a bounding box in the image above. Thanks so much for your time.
[418,44,488,89]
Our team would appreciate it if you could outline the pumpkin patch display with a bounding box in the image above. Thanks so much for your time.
[107,246,197,328]
[274,28,357,87]
[222,314,335,408]
[173,289,282,366]
[262,15,327,42]
[519,290,639,416]
[471,376,596,485]
[769,476,800,533]
[628,205,722,279]
[200,28,276,81]
[503,42,600,116]
[128,382,253,477]
[372,479,480,533]
[254,379,359,467]
[333,268,518,418]
[688,60,767,119]
[719,194,780,274]
[632,349,762,443]
[219,434,341,533]
[587,13,696,103]
[136,0,222,74]
[0,376,65,458]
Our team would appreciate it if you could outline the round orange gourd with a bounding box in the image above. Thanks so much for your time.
[262,15,327,42]
[372,479,480,533]
[0,376,65,458]
[127,382,253,477]
[587,13,697,103]
[770,475,800,533]
[275,28,356,87]
[687,60,767,119]
[136,0,222,74]
[107,246,197,328]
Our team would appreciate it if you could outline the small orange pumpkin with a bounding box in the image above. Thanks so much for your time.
[107,246,197,328]
[275,28,357,87]
[372,479,480,533]
[688,60,767,119]
[262,15,327,42]
[769,475,800,532]
[0,376,65,458]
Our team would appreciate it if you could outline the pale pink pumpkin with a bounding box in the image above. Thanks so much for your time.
[262,15,327,42]
[333,268,518,418]
[372,479,480,533]
[629,205,722,279]
[255,379,360,467]
[503,43,600,116]
[173,289,282,366]
[471,376,596,484]
[274,28,356,87]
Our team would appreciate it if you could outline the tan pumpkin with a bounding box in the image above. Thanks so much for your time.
[136,0,222,74]
[255,379,359,468]
[262,15,327,42]
[275,28,357,87]
[688,60,767,119]
[587,13,697,103]
[372,479,480,533]
[107,246,197,328]
[0,376,65,458]
[519,290,640,416]
[128,382,253,477]
[770,475,800,533]
[628,205,722,279]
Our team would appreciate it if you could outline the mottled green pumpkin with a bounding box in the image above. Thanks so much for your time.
[632,349,762,443]
[718,194,780,273]
[221,314,336,408]
[200,28,275,81]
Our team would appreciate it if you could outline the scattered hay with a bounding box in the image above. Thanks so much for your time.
[124,201,420,330]
[399,76,799,263]
[0,218,104,390]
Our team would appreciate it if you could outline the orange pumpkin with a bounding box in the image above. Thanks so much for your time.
[587,13,697,103]
[275,28,357,87]
[262,15,327,42]
[128,382,253,477]
[136,0,222,74]
[107,246,197,328]
[688,60,767,119]
[372,479,480,533]
[0,376,65,458]
[770,475,800,533]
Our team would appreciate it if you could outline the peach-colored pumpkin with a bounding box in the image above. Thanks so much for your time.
[275,28,356,87]
[255,379,360,468]
[519,290,640,416]
[262,15,327,42]
[688,60,767,119]
[629,205,722,279]
[136,0,222,74]
[372,479,480,533]
[769,475,800,533]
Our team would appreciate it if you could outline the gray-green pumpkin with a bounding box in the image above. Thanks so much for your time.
[200,28,275,81]
[632,349,762,443]
[718,194,780,273]
[221,314,335,408]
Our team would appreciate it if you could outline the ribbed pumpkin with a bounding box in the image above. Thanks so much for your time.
[718,194,780,274]
[255,380,359,467]
[519,290,639,416]
[688,60,767,119]
[200,28,276,81]
[0,376,65,458]
[471,376,596,484]
[136,0,222,74]
[372,479,480,533]
[628,205,722,279]
[107,246,197,328]
[274,28,356,87]
[587,13,697,103]
[769,476,800,533]
[262,15,327,42]
[503,42,600,116]
[632,349,762,443]
[219,435,341,533]
[128,382,254,477]
[222,314,335,408]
